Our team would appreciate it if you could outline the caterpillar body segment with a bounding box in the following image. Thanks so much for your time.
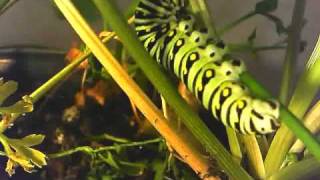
[134,0,280,135]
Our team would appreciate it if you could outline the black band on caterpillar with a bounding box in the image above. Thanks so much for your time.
[134,0,280,135]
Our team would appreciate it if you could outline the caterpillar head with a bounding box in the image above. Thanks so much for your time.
[250,99,280,134]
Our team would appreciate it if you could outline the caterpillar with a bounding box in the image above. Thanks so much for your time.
[134,0,280,135]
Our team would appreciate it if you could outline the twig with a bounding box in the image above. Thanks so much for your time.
[49,138,162,158]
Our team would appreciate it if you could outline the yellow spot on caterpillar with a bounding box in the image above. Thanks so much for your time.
[205,70,213,78]
[176,39,183,46]
[238,101,244,108]
[190,53,197,61]
[146,28,151,33]
[223,88,230,96]
[168,31,175,37]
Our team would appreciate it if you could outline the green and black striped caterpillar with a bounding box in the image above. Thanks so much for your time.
[134,0,280,135]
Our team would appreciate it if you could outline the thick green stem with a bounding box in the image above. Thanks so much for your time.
[92,0,252,179]
[279,0,305,105]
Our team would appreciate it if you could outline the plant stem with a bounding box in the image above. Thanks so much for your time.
[54,1,224,179]
[218,11,256,36]
[279,0,305,105]
[0,30,118,133]
[90,0,252,179]
[265,35,320,176]
[240,72,320,169]
[49,138,162,158]
[290,100,320,153]
[189,0,219,39]
[29,52,86,102]
[0,49,86,133]
[85,133,130,143]
[226,128,242,164]
[124,0,140,18]
[269,157,320,180]
[228,43,286,53]
[240,135,265,179]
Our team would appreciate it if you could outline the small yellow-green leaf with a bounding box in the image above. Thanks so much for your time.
[6,152,34,176]
[9,143,47,168]
[8,134,45,147]
[0,80,18,106]
[5,158,16,176]
[0,99,33,114]
[27,148,47,167]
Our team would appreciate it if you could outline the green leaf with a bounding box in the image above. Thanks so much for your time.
[11,144,47,168]
[12,146,47,168]
[8,134,45,147]
[0,98,33,114]
[262,13,288,34]
[0,79,18,106]
[255,0,278,14]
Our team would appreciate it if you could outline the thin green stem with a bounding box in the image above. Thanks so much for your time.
[228,43,286,53]
[279,0,305,105]
[188,0,219,39]
[253,45,286,52]
[0,33,117,133]
[29,51,86,102]
[218,11,256,36]
[92,1,252,179]
[49,138,162,158]
[226,128,242,164]
[241,72,320,169]
[265,35,320,176]
[85,133,130,143]
[0,52,85,133]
